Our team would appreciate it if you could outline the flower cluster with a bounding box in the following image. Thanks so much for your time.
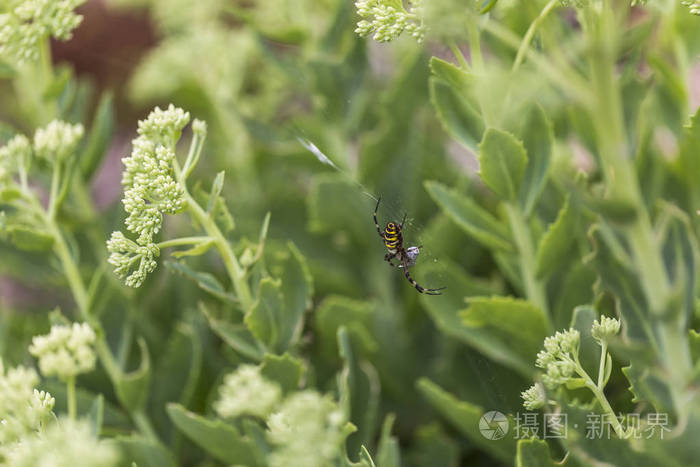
[521,382,545,410]
[28,322,97,381]
[0,134,30,182]
[591,316,621,344]
[33,120,84,163]
[106,232,159,288]
[214,365,282,419]
[0,0,85,65]
[0,360,55,447]
[355,0,426,43]
[682,0,700,15]
[2,418,119,467]
[107,104,189,287]
[535,328,580,388]
[267,391,347,467]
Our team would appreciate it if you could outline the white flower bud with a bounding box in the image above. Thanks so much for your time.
[29,322,97,381]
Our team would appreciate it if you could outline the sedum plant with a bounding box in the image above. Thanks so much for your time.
[1,0,700,466]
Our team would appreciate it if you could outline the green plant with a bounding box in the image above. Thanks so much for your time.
[1,0,700,465]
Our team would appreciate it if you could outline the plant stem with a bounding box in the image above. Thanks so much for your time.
[597,342,607,390]
[512,0,558,72]
[35,199,159,442]
[572,358,626,438]
[67,376,76,420]
[47,162,61,220]
[505,203,551,329]
[157,236,213,249]
[182,188,254,310]
[449,41,469,70]
[582,0,691,412]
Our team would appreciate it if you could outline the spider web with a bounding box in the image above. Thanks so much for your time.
[297,136,446,274]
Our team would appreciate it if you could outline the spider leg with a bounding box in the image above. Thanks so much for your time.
[400,212,407,229]
[384,251,398,267]
[373,197,384,238]
[400,256,446,295]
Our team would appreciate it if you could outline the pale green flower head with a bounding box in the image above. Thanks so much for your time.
[33,120,84,163]
[0,360,55,447]
[0,0,85,65]
[682,0,700,14]
[0,133,31,180]
[591,316,620,344]
[29,322,97,381]
[267,391,347,467]
[106,231,159,288]
[214,364,282,419]
[355,0,426,43]
[535,328,580,389]
[135,104,190,148]
[2,418,119,467]
[521,383,545,410]
[107,105,193,287]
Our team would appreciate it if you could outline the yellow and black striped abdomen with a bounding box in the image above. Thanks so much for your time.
[383,222,402,252]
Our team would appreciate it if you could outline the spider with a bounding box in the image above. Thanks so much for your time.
[373,197,446,295]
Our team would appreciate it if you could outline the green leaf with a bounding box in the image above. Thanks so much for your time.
[535,196,577,278]
[622,362,674,413]
[0,186,22,202]
[419,259,533,376]
[244,277,283,350]
[276,241,313,351]
[429,57,471,93]
[6,224,54,251]
[151,323,202,434]
[201,303,265,361]
[587,226,651,343]
[690,329,700,362]
[338,327,380,462]
[164,260,236,303]
[170,239,215,258]
[315,295,377,361]
[114,337,151,412]
[552,262,596,330]
[109,436,176,467]
[80,92,114,179]
[429,75,484,152]
[478,128,528,201]
[167,403,263,466]
[416,378,516,463]
[516,439,556,467]
[88,394,104,437]
[569,306,601,378]
[260,352,304,393]
[206,171,225,214]
[407,424,460,467]
[425,181,513,252]
[461,296,548,370]
[518,105,553,216]
[376,414,400,467]
[308,175,368,239]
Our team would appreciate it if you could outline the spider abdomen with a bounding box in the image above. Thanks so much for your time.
[383,222,402,252]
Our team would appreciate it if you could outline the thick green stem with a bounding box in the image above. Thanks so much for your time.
[182,189,254,310]
[66,376,76,420]
[512,0,559,72]
[505,203,551,329]
[583,1,691,413]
